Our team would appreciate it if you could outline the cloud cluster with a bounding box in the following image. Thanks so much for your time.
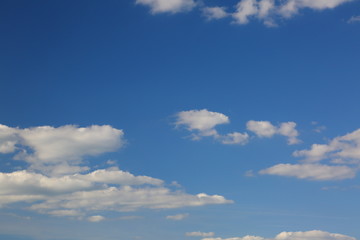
[175,109,249,145]
[175,109,299,145]
[260,128,360,181]
[0,123,232,219]
[135,0,354,26]
[201,230,355,240]
[247,120,300,145]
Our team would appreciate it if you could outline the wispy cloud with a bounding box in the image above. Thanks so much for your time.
[348,15,360,23]
[166,213,189,220]
[186,231,215,237]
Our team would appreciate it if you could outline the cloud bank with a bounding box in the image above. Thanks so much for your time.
[201,230,355,240]
[0,123,232,219]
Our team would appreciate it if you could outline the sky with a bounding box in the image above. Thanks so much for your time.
[0,0,360,240]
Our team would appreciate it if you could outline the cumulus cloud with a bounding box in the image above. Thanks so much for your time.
[202,230,355,240]
[175,109,249,145]
[293,128,360,164]
[260,128,360,181]
[135,0,196,14]
[220,132,249,145]
[259,163,356,181]
[0,124,124,176]
[186,231,215,237]
[246,120,300,144]
[166,213,189,220]
[202,7,229,20]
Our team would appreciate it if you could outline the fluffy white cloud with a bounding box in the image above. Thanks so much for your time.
[166,213,189,220]
[220,132,249,145]
[136,0,196,14]
[293,128,360,164]
[176,109,249,145]
[202,7,229,20]
[176,109,229,134]
[0,124,124,176]
[186,231,215,237]
[259,164,356,180]
[246,120,277,138]
[246,120,300,144]
[0,168,163,205]
[202,230,355,240]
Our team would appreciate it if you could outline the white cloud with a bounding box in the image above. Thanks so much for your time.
[135,0,196,14]
[202,7,229,20]
[246,120,277,138]
[166,213,189,220]
[176,109,229,134]
[259,164,356,181]
[186,231,215,237]
[176,109,249,145]
[202,230,355,240]
[29,187,232,214]
[258,0,275,18]
[348,15,360,23]
[293,128,360,164]
[0,168,232,216]
[233,0,259,24]
[220,132,249,145]
[246,120,300,144]
[0,124,124,176]
[176,110,299,145]
[0,170,232,215]
[87,215,105,222]
[278,122,300,145]
[135,0,355,26]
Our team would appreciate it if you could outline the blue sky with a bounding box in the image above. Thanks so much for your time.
[1,0,360,240]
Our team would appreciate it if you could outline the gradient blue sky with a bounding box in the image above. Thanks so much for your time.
[1,1,360,240]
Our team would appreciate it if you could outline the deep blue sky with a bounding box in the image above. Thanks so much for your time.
[1,1,360,240]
